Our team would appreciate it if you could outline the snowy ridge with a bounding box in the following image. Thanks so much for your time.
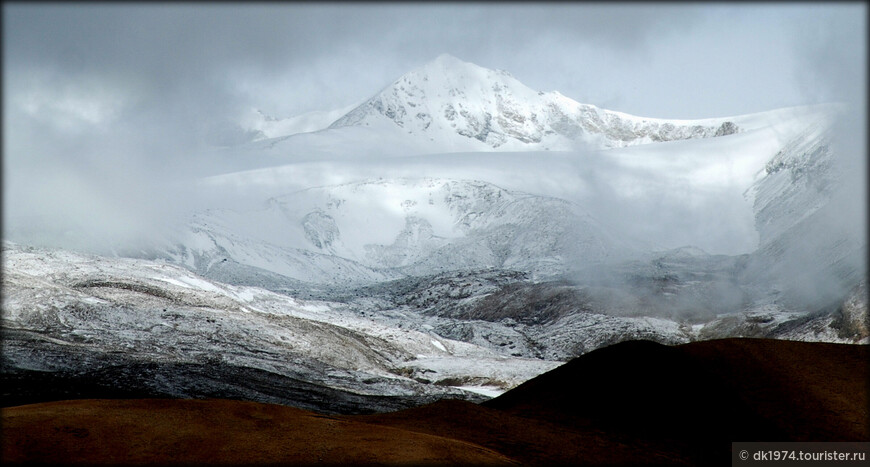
[240,103,360,140]
[5,240,861,407]
[198,101,830,257]
[227,54,838,165]
[326,54,805,151]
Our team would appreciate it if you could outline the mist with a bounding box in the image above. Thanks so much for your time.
[759,7,868,310]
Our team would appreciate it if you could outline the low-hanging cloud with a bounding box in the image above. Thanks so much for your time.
[2,3,865,265]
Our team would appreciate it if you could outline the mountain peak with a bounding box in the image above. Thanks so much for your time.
[399,54,516,93]
[430,53,468,67]
[419,53,513,77]
[327,54,550,147]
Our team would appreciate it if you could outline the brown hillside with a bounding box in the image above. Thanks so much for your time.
[1,398,516,466]
[2,338,866,466]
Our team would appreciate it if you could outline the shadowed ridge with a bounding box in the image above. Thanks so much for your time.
[678,338,869,441]
[354,398,694,466]
[483,338,868,464]
[483,339,779,459]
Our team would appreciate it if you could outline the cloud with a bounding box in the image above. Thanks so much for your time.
[762,5,868,308]
[2,3,864,258]
[3,4,709,117]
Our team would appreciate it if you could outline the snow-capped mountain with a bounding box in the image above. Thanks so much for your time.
[154,56,859,323]
[228,55,831,178]
[328,54,743,151]
[238,54,834,161]
[199,101,835,258]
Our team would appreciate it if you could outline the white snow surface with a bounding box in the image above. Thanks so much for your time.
[171,178,628,284]
[451,385,506,398]
[199,92,834,257]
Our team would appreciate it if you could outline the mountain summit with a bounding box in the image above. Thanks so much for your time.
[328,54,741,150]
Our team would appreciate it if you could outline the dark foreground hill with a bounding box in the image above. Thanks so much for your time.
[3,338,867,466]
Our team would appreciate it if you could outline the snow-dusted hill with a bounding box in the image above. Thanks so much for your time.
[1,242,560,409]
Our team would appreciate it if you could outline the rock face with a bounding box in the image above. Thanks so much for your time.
[302,210,340,249]
[835,280,869,341]
[329,54,740,150]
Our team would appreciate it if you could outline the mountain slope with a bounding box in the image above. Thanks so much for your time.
[240,103,360,140]
[166,178,630,286]
[742,112,866,310]
[2,242,558,411]
[1,399,518,466]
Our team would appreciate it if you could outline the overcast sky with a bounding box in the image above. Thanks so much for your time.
[6,3,864,124]
[3,2,866,251]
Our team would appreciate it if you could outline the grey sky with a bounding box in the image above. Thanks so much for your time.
[6,3,861,118]
[2,2,866,252]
